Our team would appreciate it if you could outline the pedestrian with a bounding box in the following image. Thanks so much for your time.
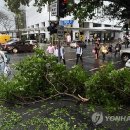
[100,44,108,61]
[124,37,129,48]
[108,43,113,57]
[46,43,55,55]
[0,50,7,75]
[93,43,100,59]
[76,44,83,65]
[114,43,121,57]
[85,36,88,45]
[95,39,100,46]
[66,33,71,46]
[54,44,66,64]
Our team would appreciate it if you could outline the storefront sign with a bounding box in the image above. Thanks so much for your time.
[59,20,74,26]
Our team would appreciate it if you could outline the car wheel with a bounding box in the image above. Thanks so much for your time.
[121,54,130,62]
[12,48,18,53]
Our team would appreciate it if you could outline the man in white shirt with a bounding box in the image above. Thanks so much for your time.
[76,44,83,65]
[54,45,66,64]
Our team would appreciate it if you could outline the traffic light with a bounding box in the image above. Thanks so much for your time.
[47,22,58,35]
[58,0,68,18]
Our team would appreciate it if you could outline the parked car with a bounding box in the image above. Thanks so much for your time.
[1,40,37,53]
[120,48,130,62]
[125,59,130,67]
[70,41,86,48]
[25,40,38,45]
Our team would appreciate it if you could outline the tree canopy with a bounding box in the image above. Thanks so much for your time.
[4,0,130,21]
[0,11,15,31]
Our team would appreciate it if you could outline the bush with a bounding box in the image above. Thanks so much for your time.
[0,49,130,113]
[85,63,130,111]
[0,49,89,101]
[109,68,130,104]
[85,64,116,104]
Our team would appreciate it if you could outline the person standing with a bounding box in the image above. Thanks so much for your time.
[0,50,7,75]
[54,45,66,64]
[76,44,83,65]
[66,33,71,46]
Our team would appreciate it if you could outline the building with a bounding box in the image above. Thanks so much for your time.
[2,0,123,43]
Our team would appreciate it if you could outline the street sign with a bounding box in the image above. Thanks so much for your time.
[57,25,64,38]
[51,0,57,16]
[59,20,74,26]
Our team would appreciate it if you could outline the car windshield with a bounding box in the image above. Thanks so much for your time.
[6,41,15,45]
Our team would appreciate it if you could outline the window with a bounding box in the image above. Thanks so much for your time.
[35,24,39,28]
[41,22,45,27]
[105,24,111,27]
[93,23,101,27]
[31,25,34,28]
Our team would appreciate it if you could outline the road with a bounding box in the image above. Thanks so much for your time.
[6,43,125,75]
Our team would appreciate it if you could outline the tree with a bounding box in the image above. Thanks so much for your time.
[0,11,15,32]
[4,0,130,22]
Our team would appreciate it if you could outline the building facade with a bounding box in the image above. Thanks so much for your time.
[25,0,123,43]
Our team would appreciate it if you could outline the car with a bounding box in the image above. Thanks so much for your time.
[1,40,37,53]
[125,59,130,67]
[70,41,86,48]
[25,40,38,45]
[120,48,130,62]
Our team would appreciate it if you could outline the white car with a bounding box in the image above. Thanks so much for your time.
[125,59,130,67]
[120,48,130,62]
[70,41,86,48]
[25,40,38,45]
[70,41,77,48]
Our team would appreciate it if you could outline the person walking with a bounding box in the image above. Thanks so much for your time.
[114,43,121,57]
[46,43,55,55]
[54,45,66,64]
[76,44,83,65]
[0,50,7,75]
[93,43,100,59]
[100,44,108,61]
[108,43,113,57]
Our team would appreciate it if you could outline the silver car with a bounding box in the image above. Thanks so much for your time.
[70,41,86,48]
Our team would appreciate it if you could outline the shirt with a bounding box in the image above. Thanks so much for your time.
[76,47,82,55]
[54,46,65,58]
[46,46,55,54]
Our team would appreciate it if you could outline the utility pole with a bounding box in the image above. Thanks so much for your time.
[57,0,67,62]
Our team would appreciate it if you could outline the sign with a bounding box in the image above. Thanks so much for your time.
[51,0,57,16]
[57,25,64,38]
[59,20,74,26]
